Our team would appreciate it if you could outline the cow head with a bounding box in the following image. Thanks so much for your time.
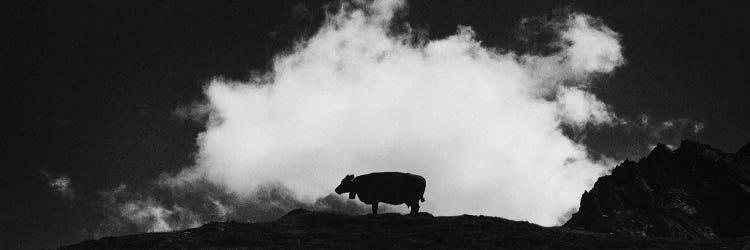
[334,174,355,195]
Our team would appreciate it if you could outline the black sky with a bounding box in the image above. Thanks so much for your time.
[3,0,749,249]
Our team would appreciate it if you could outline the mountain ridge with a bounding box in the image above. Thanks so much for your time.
[565,140,750,240]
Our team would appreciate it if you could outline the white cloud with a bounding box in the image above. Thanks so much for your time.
[556,87,615,127]
[519,12,624,96]
[169,0,625,226]
[562,14,624,74]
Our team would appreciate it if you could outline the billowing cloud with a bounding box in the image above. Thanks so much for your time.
[166,0,626,226]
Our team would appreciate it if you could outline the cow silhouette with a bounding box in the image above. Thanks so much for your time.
[335,172,426,215]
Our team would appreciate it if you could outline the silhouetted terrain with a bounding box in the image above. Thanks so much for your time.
[59,209,749,249]
[566,140,750,240]
[58,140,750,249]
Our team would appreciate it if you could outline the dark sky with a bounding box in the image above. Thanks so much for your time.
[3,0,749,249]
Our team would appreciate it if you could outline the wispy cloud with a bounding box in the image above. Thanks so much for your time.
[636,115,705,151]
[117,199,200,233]
[97,184,201,234]
[39,170,75,200]
[94,179,371,236]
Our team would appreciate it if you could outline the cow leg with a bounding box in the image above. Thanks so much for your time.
[371,202,379,215]
[410,202,420,215]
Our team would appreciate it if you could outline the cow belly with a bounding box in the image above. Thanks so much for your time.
[379,199,406,205]
[359,192,412,205]
[376,191,418,205]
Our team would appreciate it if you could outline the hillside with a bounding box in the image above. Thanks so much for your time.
[59,209,749,249]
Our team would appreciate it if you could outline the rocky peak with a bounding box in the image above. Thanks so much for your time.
[650,143,673,155]
[675,140,730,163]
[565,140,750,240]
[737,141,750,157]
[676,140,710,153]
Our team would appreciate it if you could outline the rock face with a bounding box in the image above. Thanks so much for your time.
[565,140,750,240]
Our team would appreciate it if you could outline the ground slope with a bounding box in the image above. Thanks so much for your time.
[59,209,749,249]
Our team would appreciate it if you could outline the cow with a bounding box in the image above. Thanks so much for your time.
[335,172,426,215]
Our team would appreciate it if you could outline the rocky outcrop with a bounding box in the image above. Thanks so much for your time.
[565,140,750,240]
[737,142,750,158]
